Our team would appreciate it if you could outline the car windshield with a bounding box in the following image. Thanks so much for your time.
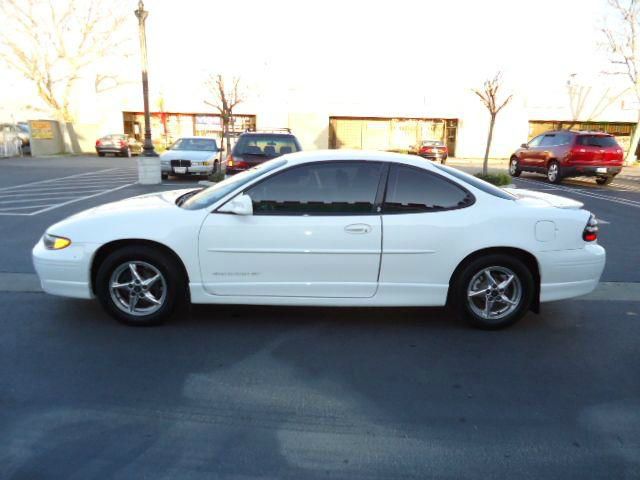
[234,135,299,157]
[576,135,618,148]
[181,158,288,210]
[170,138,219,151]
[432,163,516,200]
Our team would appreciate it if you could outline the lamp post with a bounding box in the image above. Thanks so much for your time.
[134,0,157,158]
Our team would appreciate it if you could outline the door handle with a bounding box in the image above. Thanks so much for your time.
[345,223,372,234]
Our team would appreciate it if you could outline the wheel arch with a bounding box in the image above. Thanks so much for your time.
[448,246,541,313]
[545,157,559,169]
[90,239,190,296]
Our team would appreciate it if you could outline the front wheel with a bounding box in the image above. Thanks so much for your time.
[596,176,614,186]
[509,157,521,177]
[452,254,534,329]
[546,161,562,184]
[95,246,186,326]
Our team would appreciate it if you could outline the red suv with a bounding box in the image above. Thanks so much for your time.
[509,130,624,185]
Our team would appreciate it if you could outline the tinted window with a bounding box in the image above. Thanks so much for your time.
[183,159,287,210]
[528,135,543,147]
[384,165,473,213]
[576,135,618,147]
[246,161,382,215]
[234,134,300,157]
[432,163,515,200]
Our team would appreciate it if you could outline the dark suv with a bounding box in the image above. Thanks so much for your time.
[509,130,624,185]
[226,130,302,174]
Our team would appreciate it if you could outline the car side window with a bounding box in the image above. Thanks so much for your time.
[246,161,383,215]
[540,134,557,146]
[383,165,473,214]
[527,135,543,147]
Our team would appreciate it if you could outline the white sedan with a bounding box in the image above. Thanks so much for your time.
[160,137,221,179]
[33,150,605,329]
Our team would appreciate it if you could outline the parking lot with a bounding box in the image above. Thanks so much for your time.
[1,155,639,479]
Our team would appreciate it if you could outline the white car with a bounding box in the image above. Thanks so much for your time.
[160,137,221,179]
[33,150,605,329]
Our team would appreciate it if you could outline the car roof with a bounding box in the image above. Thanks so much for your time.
[278,149,440,169]
[542,129,612,136]
[240,132,294,137]
[175,136,217,140]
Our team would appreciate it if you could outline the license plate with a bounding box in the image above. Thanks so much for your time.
[596,167,607,173]
[173,167,187,174]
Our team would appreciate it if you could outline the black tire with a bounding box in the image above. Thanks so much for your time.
[161,173,169,180]
[596,176,614,186]
[509,157,521,177]
[98,152,105,157]
[452,254,534,330]
[546,160,562,184]
[95,246,186,326]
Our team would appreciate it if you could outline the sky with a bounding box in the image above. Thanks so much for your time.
[0,0,628,120]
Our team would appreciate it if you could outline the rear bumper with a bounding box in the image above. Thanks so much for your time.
[96,147,128,155]
[538,244,606,302]
[563,165,622,177]
[418,153,448,160]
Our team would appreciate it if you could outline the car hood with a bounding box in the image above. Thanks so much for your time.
[504,188,584,209]
[160,150,217,161]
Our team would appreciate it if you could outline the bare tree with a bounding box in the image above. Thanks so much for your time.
[602,0,640,164]
[205,74,244,154]
[0,0,130,152]
[473,72,513,175]
[560,74,629,130]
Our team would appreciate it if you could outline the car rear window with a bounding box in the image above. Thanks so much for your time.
[576,135,618,148]
[234,135,300,157]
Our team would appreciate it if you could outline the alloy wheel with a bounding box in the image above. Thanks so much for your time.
[509,159,518,175]
[466,266,522,321]
[547,163,558,182]
[109,261,167,316]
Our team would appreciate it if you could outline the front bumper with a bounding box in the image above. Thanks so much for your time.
[32,239,96,299]
[538,244,606,302]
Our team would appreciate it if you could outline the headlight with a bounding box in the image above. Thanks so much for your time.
[202,161,211,166]
[43,233,71,250]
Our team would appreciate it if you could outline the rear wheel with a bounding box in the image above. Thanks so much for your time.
[452,254,534,329]
[509,157,521,177]
[98,152,105,157]
[546,161,562,184]
[596,176,614,186]
[95,246,186,326]
[161,173,169,180]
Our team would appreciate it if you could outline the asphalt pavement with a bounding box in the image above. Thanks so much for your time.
[0,155,638,479]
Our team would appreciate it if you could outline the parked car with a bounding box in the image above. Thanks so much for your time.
[416,140,448,163]
[0,123,28,155]
[33,150,605,330]
[226,129,302,175]
[96,134,143,157]
[509,130,624,185]
[160,137,221,179]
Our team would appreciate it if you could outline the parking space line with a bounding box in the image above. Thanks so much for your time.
[0,168,123,192]
[0,168,139,216]
[27,183,135,215]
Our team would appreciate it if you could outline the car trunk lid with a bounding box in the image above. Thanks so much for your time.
[503,188,584,209]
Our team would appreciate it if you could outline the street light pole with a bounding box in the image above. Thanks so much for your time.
[135,0,158,157]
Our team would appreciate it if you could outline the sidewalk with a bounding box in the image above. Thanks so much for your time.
[447,158,640,182]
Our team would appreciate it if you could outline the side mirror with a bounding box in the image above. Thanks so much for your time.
[521,143,528,148]
[218,193,253,215]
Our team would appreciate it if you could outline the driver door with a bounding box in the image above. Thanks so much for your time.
[198,161,384,298]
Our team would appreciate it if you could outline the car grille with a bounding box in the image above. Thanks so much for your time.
[170,159,191,167]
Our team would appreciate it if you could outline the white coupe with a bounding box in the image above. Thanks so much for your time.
[33,150,605,329]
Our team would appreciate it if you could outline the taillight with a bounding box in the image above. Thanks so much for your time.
[583,213,598,242]
[226,154,234,167]
[119,140,127,147]
[96,139,102,146]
